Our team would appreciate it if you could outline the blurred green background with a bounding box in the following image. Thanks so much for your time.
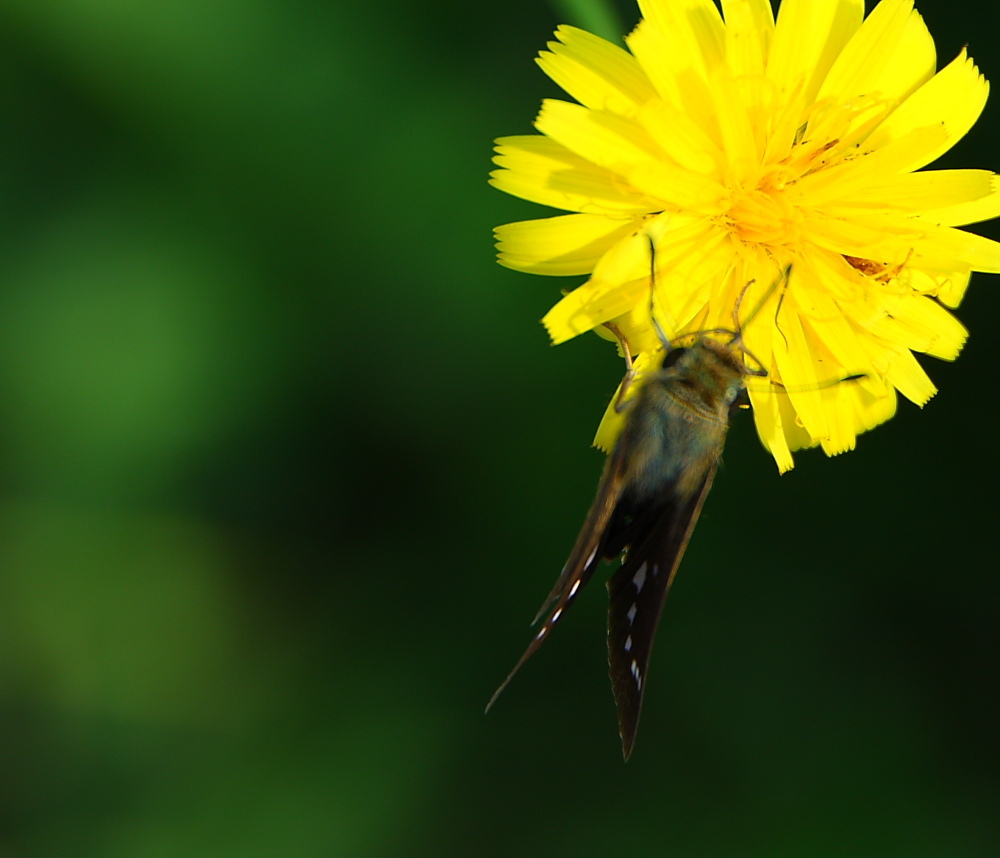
[0,0,997,855]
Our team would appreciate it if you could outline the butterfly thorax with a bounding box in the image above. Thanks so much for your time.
[657,339,748,419]
[616,339,747,503]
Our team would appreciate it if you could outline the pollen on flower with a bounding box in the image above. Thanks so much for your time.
[492,0,1000,471]
[724,181,803,245]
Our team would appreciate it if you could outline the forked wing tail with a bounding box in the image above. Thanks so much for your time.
[485,447,629,713]
[607,467,717,759]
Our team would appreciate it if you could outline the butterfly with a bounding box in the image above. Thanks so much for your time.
[487,245,785,759]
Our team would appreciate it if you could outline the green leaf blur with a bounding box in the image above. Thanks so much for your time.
[0,1,997,855]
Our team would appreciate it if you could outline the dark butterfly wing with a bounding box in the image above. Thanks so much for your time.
[485,443,631,713]
[606,465,718,759]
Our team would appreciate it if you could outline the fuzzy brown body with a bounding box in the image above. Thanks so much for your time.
[616,338,746,504]
[487,334,754,759]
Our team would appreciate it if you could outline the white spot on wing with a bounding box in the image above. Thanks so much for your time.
[535,628,547,640]
[585,547,598,568]
[624,635,632,652]
[569,580,581,598]
[630,659,642,689]
[633,563,647,593]
[626,604,637,624]
[551,608,562,623]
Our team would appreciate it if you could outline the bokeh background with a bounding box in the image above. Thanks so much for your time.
[0,0,997,855]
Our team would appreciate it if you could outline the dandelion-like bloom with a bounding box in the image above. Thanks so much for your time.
[492,0,1000,471]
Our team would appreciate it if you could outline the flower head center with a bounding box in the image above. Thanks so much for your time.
[724,174,802,247]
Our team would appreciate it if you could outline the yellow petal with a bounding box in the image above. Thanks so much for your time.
[797,295,874,380]
[647,223,737,336]
[592,351,660,452]
[534,99,665,175]
[772,289,829,440]
[792,124,949,207]
[593,386,625,454]
[537,26,657,116]
[802,208,915,260]
[720,0,777,147]
[767,0,864,103]
[816,0,915,104]
[721,0,775,79]
[788,310,860,456]
[861,292,968,360]
[635,97,721,175]
[816,378,859,456]
[913,224,1000,273]
[935,269,971,308]
[883,345,936,405]
[495,214,640,275]
[921,174,1000,227]
[490,135,660,214]
[748,386,797,473]
[865,6,936,106]
[790,253,903,402]
[625,158,728,211]
[634,0,727,84]
[709,66,760,177]
[541,216,735,344]
[776,387,822,455]
[625,21,684,111]
[866,49,989,172]
[900,266,975,308]
[805,207,1000,274]
[902,295,968,361]
[753,381,819,466]
[607,228,739,355]
[627,2,725,134]
[542,229,655,343]
[847,169,996,213]
[543,277,647,345]
[851,377,897,433]
[818,0,936,109]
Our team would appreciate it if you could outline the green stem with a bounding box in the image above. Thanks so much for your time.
[549,0,627,43]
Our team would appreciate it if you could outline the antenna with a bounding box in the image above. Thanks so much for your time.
[644,233,672,352]
[733,265,791,345]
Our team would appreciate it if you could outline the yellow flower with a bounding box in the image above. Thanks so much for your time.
[492,0,1000,471]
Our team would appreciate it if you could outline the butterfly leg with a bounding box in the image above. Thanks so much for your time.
[603,322,638,414]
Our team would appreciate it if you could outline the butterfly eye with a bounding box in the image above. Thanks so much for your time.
[660,347,687,370]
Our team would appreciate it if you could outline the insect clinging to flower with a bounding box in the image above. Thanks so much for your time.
[487,243,789,758]
[488,0,1000,756]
